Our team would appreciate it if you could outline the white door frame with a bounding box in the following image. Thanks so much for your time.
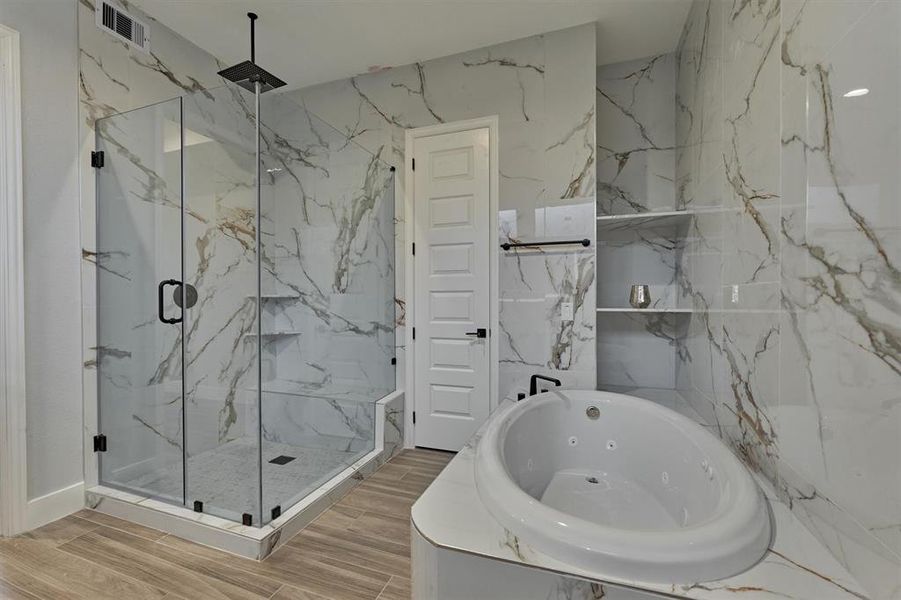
[404,116,499,448]
[0,22,27,536]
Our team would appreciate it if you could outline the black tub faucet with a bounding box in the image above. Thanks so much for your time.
[529,374,562,397]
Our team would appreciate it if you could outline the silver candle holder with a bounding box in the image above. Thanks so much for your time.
[629,284,651,309]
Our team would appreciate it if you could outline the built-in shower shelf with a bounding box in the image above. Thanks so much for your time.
[596,210,695,232]
[596,307,694,314]
[246,294,301,301]
[242,331,302,338]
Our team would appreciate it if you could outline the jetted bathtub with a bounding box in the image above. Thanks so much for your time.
[474,389,772,583]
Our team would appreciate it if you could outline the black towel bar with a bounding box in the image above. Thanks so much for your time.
[500,238,591,251]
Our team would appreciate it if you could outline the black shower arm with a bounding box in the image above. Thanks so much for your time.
[248,12,257,63]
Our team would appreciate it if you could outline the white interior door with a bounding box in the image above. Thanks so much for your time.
[413,127,490,451]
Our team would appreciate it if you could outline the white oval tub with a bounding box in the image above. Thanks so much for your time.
[474,390,772,584]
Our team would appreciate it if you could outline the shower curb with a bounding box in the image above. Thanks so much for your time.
[84,390,404,560]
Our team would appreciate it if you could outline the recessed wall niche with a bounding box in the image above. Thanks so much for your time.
[595,53,692,397]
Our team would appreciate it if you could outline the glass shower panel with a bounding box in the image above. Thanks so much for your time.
[257,93,396,523]
[96,98,185,504]
[96,84,397,527]
[181,84,262,524]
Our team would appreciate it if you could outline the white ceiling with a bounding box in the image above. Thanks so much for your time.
[133,0,692,91]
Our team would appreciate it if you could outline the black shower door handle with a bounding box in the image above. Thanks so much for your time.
[158,279,183,324]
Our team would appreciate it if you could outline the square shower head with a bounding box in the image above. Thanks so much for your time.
[217,60,287,93]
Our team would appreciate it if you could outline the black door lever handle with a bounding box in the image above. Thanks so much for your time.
[158,279,183,324]
[465,328,487,338]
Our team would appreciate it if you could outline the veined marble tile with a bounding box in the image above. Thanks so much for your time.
[778,0,901,571]
[673,1,901,597]
[411,402,869,600]
[597,54,677,215]
[294,24,598,401]
[80,0,396,527]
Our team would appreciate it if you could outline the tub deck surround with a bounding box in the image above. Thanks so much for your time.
[411,394,869,600]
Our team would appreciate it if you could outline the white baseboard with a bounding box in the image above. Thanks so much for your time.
[25,481,84,531]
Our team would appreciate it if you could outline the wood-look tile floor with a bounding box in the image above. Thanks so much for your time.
[0,448,454,600]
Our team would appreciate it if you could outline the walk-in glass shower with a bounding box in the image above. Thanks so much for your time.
[94,82,395,526]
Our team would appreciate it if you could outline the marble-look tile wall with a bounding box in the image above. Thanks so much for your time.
[597,54,677,216]
[675,1,901,597]
[79,0,396,521]
[290,23,598,403]
[258,92,396,454]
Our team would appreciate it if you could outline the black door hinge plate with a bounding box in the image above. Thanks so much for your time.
[412,327,415,340]
[91,151,104,168]
[412,158,415,171]
[412,411,416,425]
[242,513,253,526]
[193,500,203,513]
[93,434,107,452]
[271,505,282,520]
[412,242,415,255]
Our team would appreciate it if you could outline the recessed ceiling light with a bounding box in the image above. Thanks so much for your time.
[843,88,869,97]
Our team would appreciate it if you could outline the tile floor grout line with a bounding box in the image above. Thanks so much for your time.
[72,512,164,542]
[34,517,101,548]
[374,576,393,600]
[54,535,175,598]
[62,526,282,600]
[154,533,291,592]
[0,575,49,600]
[266,582,286,600]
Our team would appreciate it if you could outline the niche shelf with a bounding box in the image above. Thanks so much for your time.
[596,209,695,233]
[596,307,693,313]
[242,331,302,339]
[246,293,301,301]
[596,208,695,393]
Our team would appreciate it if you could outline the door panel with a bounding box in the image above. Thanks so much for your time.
[96,98,185,503]
[182,84,261,524]
[414,128,490,451]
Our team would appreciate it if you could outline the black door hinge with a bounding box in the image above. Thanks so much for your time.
[412,158,415,171]
[412,242,415,255]
[91,151,104,168]
[413,411,416,425]
[412,327,416,340]
[390,357,396,365]
[93,434,107,452]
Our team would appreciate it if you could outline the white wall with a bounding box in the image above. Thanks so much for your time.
[0,1,83,501]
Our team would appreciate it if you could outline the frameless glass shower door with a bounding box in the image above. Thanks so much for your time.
[95,82,395,528]
[95,97,186,505]
[97,84,265,525]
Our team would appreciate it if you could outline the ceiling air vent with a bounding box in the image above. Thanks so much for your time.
[95,2,149,53]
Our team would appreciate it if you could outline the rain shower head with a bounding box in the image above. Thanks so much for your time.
[217,12,286,93]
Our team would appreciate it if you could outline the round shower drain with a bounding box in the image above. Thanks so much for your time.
[586,476,599,484]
